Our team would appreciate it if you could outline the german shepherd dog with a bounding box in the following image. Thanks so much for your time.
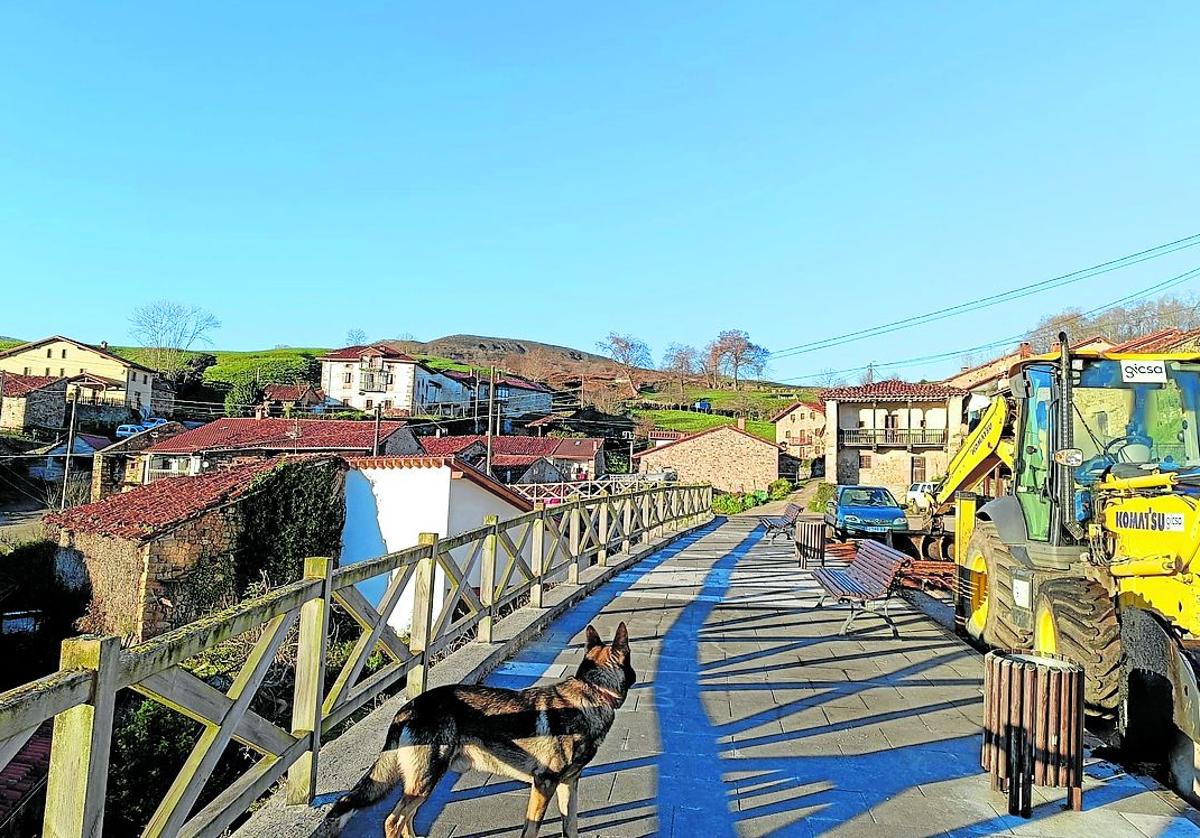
[329,622,635,838]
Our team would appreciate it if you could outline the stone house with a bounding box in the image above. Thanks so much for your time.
[634,421,780,493]
[44,457,331,641]
[90,422,190,501]
[0,336,157,410]
[772,401,826,460]
[136,417,421,483]
[822,380,967,497]
[0,374,66,435]
[262,383,326,415]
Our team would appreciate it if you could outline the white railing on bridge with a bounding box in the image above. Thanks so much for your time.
[511,474,671,504]
[0,482,712,837]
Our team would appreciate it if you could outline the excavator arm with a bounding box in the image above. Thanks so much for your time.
[931,395,1015,514]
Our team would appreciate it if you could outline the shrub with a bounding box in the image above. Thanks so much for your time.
[711,490,769,515]
[768,478,793,501]
[808,482,836,512]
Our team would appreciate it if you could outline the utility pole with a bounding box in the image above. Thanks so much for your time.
[372,404,382,456]
[485,366,497,477]
[60,393,78,510]
[628,431,635,475]
[0,371,6,430]
[472,375,481,434]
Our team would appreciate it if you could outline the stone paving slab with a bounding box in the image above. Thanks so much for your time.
[336,516,1200,837]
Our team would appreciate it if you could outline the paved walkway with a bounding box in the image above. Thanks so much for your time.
[342,516,1200,837]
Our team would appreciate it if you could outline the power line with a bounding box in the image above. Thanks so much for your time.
[777,265,1200,383]
[770,232,1200,360]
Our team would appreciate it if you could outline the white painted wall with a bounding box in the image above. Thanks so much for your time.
[339,464,530,635]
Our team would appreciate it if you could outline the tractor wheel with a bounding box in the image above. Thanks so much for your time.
[961,521,1031,649]
[1033,578,1122,716]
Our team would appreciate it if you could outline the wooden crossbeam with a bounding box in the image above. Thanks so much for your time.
[142,609,297,838]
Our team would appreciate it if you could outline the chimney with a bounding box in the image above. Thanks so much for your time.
[254,405,267,420]
[1018,341,1032,358]
[99,341,109,350]
[736,417,746,431]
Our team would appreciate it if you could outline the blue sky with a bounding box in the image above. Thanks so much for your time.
[2,2,1198,383]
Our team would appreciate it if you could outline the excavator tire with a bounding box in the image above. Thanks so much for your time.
[960,521,1032,649]
[1033,578,1122,717]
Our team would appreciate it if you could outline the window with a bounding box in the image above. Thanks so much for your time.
[59,368,65,377]
[859,452,872,469]
[45,367,50,376]
[382,400,392,409]
[365,399,373,409]
[343,372,352,384]
[61,349,67,359]
[46,348,52,358]
[22,367,29,375]
[913,456,927,483]
[144,374,149,384]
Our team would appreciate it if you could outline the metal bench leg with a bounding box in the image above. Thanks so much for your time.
[814,595,827,609]
[839,602,859,635]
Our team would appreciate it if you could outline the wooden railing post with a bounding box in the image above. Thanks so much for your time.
[478,515,499,643]
[656,489,667,537]
[408,533,439,698]
[597,492,610,567]
[568,496,582,584]
[43,634,120,838]
[530,503,546,608]
[287,557,332,805]
[622,495,633,553]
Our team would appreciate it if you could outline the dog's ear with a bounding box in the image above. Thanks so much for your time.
[585,624,602,649]
[613,621,629,652]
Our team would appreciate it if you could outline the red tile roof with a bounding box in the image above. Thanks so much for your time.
[0,373,63,398]
[770,401,825,422]
[633,423,778,459]
[144,418,407,454]
[417,435,601,460]
[491,453,546,467]
[45,457,289,540]
[263,383,325,402]
[346,456,533,511]
[821,380,966,403]
[1107,329,1200,353]
[0,724,52,824]
[318,343,418,362]
[648,429,685,441]
[495,375,553,393]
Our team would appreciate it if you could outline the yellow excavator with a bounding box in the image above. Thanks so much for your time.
[931,333,1200,800]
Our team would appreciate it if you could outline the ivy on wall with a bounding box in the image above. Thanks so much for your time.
[235,458,347,592]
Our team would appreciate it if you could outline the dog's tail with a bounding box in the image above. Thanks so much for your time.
[326,709,413,828]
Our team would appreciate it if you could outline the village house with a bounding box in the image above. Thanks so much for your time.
[90,422,189,501]
[772,400,826,460]
[634,421,781,493]
[28,433,112,485]
[342,456,535,632]
[419,434,605,482]
[822,380,967,496]
[0,336,157,411]
[135,417,421,483]
[0,374,67,436]
[44,456,342,641]
[318,344,477,416]
[647,429,685,447]
[262,382,326,415]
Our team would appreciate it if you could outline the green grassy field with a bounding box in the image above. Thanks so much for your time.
[639,384,818,415]
[632,408,775,442]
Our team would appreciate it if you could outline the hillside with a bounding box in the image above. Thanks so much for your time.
[388,334,614,367]
[632,408,775,442]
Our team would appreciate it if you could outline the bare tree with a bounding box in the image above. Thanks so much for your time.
[702,340,725,389]
[504,347,559,383]
[661,343,699,402]
[814,368,845,388]
[596,333,651,397]
[129,301,221,381]
[345,328,368,346]
[712,330,769,391]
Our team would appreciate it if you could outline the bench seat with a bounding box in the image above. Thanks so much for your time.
[811,540,909,636]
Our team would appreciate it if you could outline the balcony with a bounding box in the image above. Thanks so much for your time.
[358,368,389,393]
[839,428,947,448]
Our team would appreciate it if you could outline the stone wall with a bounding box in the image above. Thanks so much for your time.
[0,381,67,434]
[142,507,243,636]
[638,426,778,493]
[50,528,148,640]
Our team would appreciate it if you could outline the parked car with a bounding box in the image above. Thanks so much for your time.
[823,485,908,540]
[141,417,168,429]
[905,482,938,510]
[114,424,144,439]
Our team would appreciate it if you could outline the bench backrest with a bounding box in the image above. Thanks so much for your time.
[783,503,801,523]
[848,541,908,595]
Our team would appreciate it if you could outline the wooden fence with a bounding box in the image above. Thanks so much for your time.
[0,483,711,837]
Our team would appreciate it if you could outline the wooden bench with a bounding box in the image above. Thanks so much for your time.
[760,503,801,543]
[812,540,909,636]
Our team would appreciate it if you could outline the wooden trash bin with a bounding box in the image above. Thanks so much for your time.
[982,650,1085,817]
[795,520,825,569]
